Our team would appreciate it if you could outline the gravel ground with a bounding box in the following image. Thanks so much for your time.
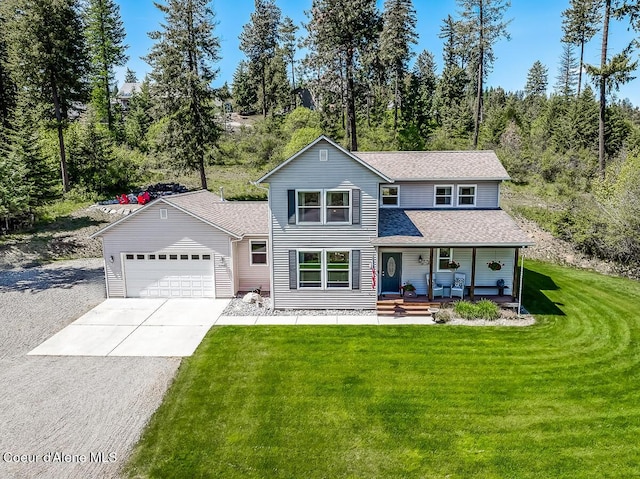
[0,259,180,479]
[223,296,376,316]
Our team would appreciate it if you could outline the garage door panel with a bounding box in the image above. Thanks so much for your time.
[124,253,215,298]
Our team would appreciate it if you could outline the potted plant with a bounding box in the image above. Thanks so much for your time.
[487,260,504,271]
[447,260,460,271]
[402,282,417,298]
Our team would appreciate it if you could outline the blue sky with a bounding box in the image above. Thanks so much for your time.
[115,0,640,106]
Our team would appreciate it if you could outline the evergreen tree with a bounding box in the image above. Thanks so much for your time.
[279,16,298,109]
[379,0,417,130]
[5,0,89,193]
[525,60,548,97]
[0,4,16,128]
[554,41,579,98]
[561,0,601,96]
[84,0,128,132]
[305,0,380,151]
[146,0,221,190]
[402,49,437,140]
[123,80,152,151]
[458,0,511,148]
[124,68,138,83]
[239,0,281,117]
[232,61,258,115]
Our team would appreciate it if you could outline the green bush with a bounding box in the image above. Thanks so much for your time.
[454,300,500,320]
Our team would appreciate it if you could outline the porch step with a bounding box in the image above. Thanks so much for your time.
[376,300,433,318]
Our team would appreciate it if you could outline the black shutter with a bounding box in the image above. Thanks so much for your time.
[352,189,361,224]
[289,250,297,289]
[352,250,361,289]
[288,190,296,224]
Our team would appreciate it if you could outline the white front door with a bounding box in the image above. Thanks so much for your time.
[123,252,215,298]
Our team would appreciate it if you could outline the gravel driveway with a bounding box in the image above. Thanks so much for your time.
[0,259,180,479]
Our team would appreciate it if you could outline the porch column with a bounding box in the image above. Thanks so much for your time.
[428,247,434,300]
[512,248,520,300]
[470,247,477,300]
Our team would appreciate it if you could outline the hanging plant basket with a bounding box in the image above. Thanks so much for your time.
[487,260,504,271]
[447,260,460,271]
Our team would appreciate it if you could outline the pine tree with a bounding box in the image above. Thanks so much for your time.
[279,16,298,109]
[146,0,221,190]
[458,0,511,148]
[379,0,417,130]
[0,4,16,128]
[554,41,579,98]
[305,0,380,151]
[561,0,601,96]
[84,0,128,132]
[124,68,138,83]
[5,0,89,193]
[525,60,548,97]
[239,0,281,117]
[232,61,258,115]
[403,49,437,138]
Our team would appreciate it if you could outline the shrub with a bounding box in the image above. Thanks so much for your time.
[454,300,500,320]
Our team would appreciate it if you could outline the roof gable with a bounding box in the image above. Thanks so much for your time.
[256,135,393,183]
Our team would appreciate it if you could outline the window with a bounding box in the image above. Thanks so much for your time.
[250,240,268,265]
[158,254,167,260]
[136,254,145,260]
[125,254,134,260]
[380,185,399,207]
[437,248,453,271]
[435,185,453,206]
[191,254,200,260]
[202,254,211,260]
[148,254,156,260]
[457,185,476,206]
[326,190,350,223]
[297,191,322,223]
[169,254,178,260]
[326,251,350,288]
[180,254,188,260]
[299,251,322,288]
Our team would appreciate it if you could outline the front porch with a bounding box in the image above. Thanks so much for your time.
[376,293,518,317]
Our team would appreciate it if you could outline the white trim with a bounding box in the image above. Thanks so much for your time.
[297,249,323,289]
[434,184,454,208]
[296,248,352,290]
[319,149,328,161]
[159,208,168,219]
[249,239,268,266]
[295,189,323,224]
[325,189,351,224]
[325,250,351,289]
[457,184,477,207]
[380,184,400,208]
[436,247,454,272]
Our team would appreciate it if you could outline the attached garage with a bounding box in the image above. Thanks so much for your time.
[123,252,215,298]
[91,190,270,299]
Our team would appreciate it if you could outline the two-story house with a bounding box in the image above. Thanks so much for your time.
[92,135,533,309]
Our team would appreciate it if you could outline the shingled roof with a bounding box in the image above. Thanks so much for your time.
[373,208,534,247]
[354,150,510,181]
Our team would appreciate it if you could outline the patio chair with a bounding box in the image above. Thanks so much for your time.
[451,272,465,299]
[426,273,444,298]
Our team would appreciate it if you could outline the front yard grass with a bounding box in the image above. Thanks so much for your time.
[125,261,640,478]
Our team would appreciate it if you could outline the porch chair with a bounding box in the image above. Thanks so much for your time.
[426,273,444,298]
[451,272,466,299]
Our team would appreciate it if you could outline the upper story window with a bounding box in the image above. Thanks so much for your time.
[380,185,399,207]
[326,190,350,223]
[435,185,453,207]
[457,185,476,206]
[250,240,268,265]
[297,191,322,223]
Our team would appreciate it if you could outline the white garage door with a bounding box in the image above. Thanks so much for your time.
[124,252,215,298]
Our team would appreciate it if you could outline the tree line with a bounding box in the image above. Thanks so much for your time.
[1,0,640,269]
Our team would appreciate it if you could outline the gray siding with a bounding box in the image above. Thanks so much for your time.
[389,181,500,209]
[235,236,271,292]
[379,247,514,296]
[267,140,379,309]
[101,203,234,298]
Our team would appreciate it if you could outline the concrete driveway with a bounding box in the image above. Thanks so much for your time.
[29,298,230,357]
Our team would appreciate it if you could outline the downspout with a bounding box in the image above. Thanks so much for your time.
[518,248,525,317]
[251,181,273,311]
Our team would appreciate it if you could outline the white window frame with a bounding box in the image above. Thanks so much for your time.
[380,184,400,208]
[434,184,454,208]
[298,250,323,289]
[249,240,268,266]
[436,247,454,272]
[296,190,323,224]
[325,189,351,224]
[325,250,351,289]
[457,184,477,207]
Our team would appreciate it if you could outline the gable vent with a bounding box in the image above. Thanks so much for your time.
[160,208,168,219]
[319,149,328,161]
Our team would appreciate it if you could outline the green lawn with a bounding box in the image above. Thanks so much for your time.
[125,261,640,479]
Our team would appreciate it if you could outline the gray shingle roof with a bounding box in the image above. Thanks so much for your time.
[374,208,534,247]
[164,190,268,237]
[354,150,510,181]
